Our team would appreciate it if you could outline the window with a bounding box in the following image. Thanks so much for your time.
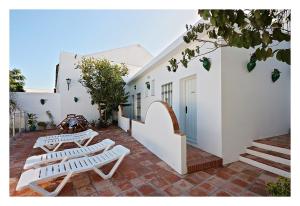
[151,79,155,96]
[136,93,141,120]
[161,82,173,107]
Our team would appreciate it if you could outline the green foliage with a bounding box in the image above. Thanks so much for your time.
[79,58,129,126]
[168,10,290,81]
[27,113,37,131]
[9,68,26,92]
[272,68,281,82]
[267,177,290,196]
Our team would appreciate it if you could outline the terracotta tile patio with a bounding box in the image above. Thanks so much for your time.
[10,126,282,196]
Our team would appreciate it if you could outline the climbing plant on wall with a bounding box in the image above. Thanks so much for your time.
[167,10,290,82]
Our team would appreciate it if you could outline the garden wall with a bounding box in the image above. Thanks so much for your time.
[11,92,61,125]
[131,101,187,174]
[117,106,130,132]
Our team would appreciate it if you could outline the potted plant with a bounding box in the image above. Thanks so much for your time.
[37,121,47,130]
[27,113,37,131]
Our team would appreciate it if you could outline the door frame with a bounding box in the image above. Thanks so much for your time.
[179,74,197,145]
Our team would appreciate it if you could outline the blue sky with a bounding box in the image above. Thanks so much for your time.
[10,10,199,90]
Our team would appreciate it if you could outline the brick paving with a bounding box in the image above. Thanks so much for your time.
[10,126,282,196]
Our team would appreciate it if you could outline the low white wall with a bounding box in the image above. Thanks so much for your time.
[11,92,61,125]
[131,101,187,174]
[117,106,130,132]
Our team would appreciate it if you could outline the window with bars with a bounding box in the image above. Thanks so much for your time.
[161,82,173,107]
[136,93,141,120]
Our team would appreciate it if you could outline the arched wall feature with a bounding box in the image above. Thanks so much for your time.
[117,106,130,132]
[131,101,187,174]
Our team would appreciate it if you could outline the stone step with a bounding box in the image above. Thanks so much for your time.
[246,146,290,165]
[253,134,290,155]
[187,144,222,174]
[239,153,290,178]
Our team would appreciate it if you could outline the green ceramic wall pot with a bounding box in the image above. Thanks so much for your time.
[200,57,211,71]
[40,99,46,105]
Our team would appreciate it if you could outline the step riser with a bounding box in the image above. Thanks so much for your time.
[239,156,290,178]
[252,142,290,155]
[246,148,290,166]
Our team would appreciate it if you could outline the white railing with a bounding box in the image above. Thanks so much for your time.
[10,110,26,137]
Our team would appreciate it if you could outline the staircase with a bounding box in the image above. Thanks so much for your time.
[239,134,290,178]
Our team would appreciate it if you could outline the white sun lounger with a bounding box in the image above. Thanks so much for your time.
[33,129,99,153]
[16,145,130,196]
[24,139,115,170]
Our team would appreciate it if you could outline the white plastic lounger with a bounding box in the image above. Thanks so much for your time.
[16,145,130,196]
[24,139,115,170]
[34,129,99,153]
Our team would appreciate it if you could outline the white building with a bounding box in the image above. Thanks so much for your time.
[12,44,153,125]
[12,27,290,172]
[121,33,290,165]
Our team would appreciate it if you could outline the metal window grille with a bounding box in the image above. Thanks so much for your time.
[161,82,172,107]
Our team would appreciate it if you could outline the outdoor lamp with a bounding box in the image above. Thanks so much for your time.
[66,78,71,91]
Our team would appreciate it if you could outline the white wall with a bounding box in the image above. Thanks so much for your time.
[221,43,290,164]
[11,92,61,125]
[57,52,100,122]
[131,101,187,174]
[56,45,152,122]
[126,41,223,158]
[118,106,130,132]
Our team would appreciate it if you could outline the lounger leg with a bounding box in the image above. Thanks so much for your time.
[93,155,125,179]
[74,140,84,148]
[39,146,50,153]
[28,172,73,196]
[53,142,63,152]
[83,136,95,147]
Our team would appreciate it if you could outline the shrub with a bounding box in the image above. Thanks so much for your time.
[266,177,290,196]
[27,113,37,131]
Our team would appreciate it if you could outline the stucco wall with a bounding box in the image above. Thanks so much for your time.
[126,41,223,158]
[221,43,290,164]
[57,52,100,122]
[118,106,130,132]
[56,46,152,122]
[11,92,61,125]
[131,101,187,174]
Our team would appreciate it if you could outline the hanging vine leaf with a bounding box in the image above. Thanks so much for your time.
[272,69,281,82]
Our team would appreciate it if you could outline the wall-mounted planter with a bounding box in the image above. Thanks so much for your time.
[145,81,150,90]
[200,57,211,71]
[74,97,79,103]
[40,99,46,105]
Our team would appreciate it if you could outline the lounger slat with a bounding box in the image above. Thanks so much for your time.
[24,138,115,170]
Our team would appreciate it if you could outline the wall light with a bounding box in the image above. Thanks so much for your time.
[66,78,71,91]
